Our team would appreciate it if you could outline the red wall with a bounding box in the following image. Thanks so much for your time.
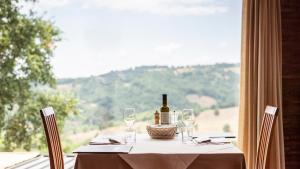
[281,0,300,168]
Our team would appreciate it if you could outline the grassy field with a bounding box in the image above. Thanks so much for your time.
[195,106,238,134]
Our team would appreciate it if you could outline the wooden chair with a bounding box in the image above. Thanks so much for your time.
[40,107,64,169]
[255,105,279,169]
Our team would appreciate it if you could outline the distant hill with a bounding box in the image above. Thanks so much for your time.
[57,63,240,127]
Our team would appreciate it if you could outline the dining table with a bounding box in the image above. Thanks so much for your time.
[73,134,246,169]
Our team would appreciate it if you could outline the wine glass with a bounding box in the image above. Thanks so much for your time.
[123,108,136,129]
[181,109,195,127]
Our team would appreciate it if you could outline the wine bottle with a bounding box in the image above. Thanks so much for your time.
[160,94,170,125]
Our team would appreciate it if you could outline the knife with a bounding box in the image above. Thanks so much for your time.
[209,136,236,139]
[192,136,236,139]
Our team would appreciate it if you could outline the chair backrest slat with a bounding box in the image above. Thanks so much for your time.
[40,107,64,169]
[255,105,278,169]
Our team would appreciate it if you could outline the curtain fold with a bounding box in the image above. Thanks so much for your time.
[238,0,285,169]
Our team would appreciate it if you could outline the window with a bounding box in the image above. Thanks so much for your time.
[35,0,242,149]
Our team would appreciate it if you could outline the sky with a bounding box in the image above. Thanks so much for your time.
[25,0,242,78]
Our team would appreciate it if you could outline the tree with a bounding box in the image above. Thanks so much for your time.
[222,124,231,133]
[3,92,77,151]
[0,0,77,150]
[214,108,220,116]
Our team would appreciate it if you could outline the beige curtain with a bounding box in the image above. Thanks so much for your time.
[238,0,285,169]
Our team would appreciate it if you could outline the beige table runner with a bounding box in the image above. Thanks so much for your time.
[74,135,245,169]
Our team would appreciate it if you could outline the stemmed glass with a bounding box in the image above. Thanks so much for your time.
[181,109,195,142]
[123,108,136,144]
[123,108,136,128]
[181,109,195,127]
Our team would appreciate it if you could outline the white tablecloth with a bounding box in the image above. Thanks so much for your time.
[74,135,246,169]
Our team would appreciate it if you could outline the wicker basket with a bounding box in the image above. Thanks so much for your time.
[146,125,177,139]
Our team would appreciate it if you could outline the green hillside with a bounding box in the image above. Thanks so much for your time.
[57,63,240,128]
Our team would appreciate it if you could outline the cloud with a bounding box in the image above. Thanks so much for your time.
[26,0,227,16]
[84,0,228,16]
[36,0,70,9]
[154,42,182,54]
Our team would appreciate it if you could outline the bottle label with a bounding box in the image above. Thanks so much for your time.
[161,112,169,124]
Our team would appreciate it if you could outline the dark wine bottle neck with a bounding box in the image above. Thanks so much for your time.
[162,94,167,106]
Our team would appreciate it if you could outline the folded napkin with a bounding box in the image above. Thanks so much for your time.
[210,138,231,144]
[194,137,211,143]
[90,137,124,145]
